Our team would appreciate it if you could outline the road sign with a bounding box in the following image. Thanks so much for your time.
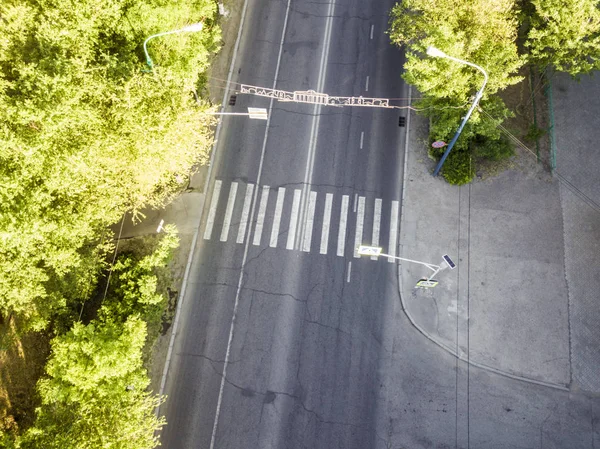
[357,245,382,257]
[432,140,447,148]
[247,107,268,120]
[443,254,456,269]
[416,278,439,288]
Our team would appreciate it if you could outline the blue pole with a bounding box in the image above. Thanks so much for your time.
[427,49,488,177]
[432,87,484,176]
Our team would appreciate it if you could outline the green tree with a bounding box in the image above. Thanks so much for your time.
[21,316,165,449]
[100,224,179,322]
[390,0,524,103]
[389,0,523,181]
[0,0,220,328]
[525,0,600,76]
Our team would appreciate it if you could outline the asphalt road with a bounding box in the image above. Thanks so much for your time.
[159,0,600,448]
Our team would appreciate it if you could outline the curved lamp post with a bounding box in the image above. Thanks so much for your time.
[143,22,204,69]
[426,46,488,177]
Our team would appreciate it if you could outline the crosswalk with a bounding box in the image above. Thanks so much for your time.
[203,179,400,261]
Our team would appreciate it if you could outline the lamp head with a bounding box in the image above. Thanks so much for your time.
[180,22,204,32]
[426,46,447,58]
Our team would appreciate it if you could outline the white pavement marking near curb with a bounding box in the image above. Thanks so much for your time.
[209,0,293,446]
[360,131,364,149]
[237,183,254,244]
[320,193,333,254]
[337,195,349,256]
[220,182,239,242]
[302,191,317,252]
[371,198,382,260]
[365,75,369,92]
[203,179,222,240]
[354,196,365,258]
[287,189,302,250]
[347,261,352,282]
[270,187,286,247]
[298,0,336,249]
[253,185,270,246]
[388,200,399,262]
[370,24,374,39]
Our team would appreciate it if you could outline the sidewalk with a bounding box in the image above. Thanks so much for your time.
[399,72,600,393]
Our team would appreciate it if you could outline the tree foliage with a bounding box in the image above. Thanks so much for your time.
[389,0,523,180]
[0,0,220,328]
[525,0,600,76]
[100,224,179,322]
[20,316,165,449]
[389,0,524,103]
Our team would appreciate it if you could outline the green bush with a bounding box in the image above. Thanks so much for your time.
[473,135,514,161]
[441,150,475,185]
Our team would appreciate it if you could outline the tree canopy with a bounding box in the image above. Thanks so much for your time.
[21,316,165,449]
[0,0,220,329]
[525,0,600,76]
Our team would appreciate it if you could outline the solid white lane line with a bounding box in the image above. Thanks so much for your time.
[354,196,365,258]
[209,0,293,445]
[371,198,382,260]
[337,195,349,257]
[353,193,358,213]
[302,191,317,252]
[287,189,302,250]
[346,261,352,282]
[388,200,399,262]
[270,187,286,247]
[297,0,336,248]
[237,183,254,244]
[203,179,222,240]
[360,131,364,149]
[365,75,369,92]
[370,24,374,40]
[220,182,238,242]
[320,193,333,254]
[253,185,270,246]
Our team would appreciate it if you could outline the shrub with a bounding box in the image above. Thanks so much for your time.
[441,150,475,185]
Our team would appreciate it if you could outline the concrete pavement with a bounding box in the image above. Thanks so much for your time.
[399,70,600,394]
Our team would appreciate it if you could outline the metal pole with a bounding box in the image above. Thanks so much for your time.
[377,252,440,274]
[431,55,488,177]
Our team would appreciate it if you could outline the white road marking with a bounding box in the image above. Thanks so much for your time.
[370,24,374,40]
[388,200,399,262]
[371,198,382,260]
[320,193,333,254]
[270,187,286,247]
[287,189,302,250]
[346,261,352,283]
[297,0,337,248]
[365,75,369,92]
[253,185,270,246]
[203,179,222,240]
[354,196,365,258]
[237,183,254,243]
[302,191,317,252]
[353,193,358,213]
[360,131,365,150]
[220,182,238,242]
[337,195,349,257]
[209,0,293,445]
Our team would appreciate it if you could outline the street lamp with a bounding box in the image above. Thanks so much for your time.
[426,46,488,177]
[357,245,455,288]
[143,22,204,69]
